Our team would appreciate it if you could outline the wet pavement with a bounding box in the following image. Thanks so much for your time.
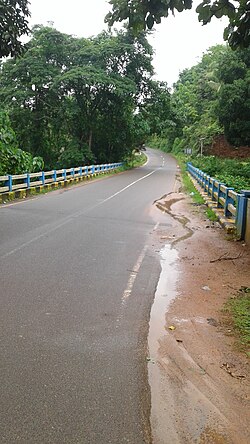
[0,150,177,443]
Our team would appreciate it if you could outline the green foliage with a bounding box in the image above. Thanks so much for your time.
[123,152,147,169]
[0,0,30,58]
[216,47,250,146]
[225,288,250,351]
[0,26,155,169]
[190,156,250,192]
[143,81,177,150]
[147,134,170,152]
[152,45,250,153]
[205,207,218,221]
[56,144,95,169]
[172,137,186,154]
[175,154,204,203]
[32,156,44,172]
[106,0,250,49]
[0,111,44,175]
[142,81,171,134]
[169,45,227,153]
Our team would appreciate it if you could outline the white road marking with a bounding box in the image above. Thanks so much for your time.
[117,221,160,323]
[1,170,158,260]
[116,244,148,326]
[121,245,148,305]
[101,170,156,204]
[153,222,160,231]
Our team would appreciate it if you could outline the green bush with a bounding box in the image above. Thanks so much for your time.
[56,143,95,169]
[190,156,250,192]
[147,134,170,152]
[0,111,44,175]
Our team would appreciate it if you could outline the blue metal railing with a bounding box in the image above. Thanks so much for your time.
[187,162,250,240]
[0,162,123,195]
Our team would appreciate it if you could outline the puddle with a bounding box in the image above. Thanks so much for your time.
[148,244,178,348]
[148,244,179,443]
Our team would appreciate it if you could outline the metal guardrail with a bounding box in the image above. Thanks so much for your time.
[187,162,250,241]
[0,163,123,194]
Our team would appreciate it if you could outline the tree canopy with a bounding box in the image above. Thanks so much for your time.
[1,21,249,176]
[0,0,30,58]
[106,0,250,49]
[148,44,250,153]
[0,25,156,172]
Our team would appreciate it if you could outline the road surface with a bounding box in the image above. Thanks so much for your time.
[0,149,177,443]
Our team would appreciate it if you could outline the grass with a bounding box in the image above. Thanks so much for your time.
[176,154,204,204]
[205,207,219,222]
[224,288,250,355]
[175,154,219,221]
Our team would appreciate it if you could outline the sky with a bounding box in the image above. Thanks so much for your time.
[28,0,227,86]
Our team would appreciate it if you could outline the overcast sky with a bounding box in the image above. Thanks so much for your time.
[28,0,227,86]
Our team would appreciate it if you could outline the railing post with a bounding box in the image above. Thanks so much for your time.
[92,165,95,174]
[217,183,225,208]
[53,170,57,182]
[224,187,234,217]
[25,173,30,189]
[6,175,12,192]
[71,168,74,178]
[236,191,250,240]
[211,179,215,201]
[79,167,83,177]
[41,172,45,186]
[203,173,207,190]
[208,177,212,196]
[198,169,202,184]
[205,175,210,194]
[245,195,250,244]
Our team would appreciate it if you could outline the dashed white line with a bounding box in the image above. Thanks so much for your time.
[121,245,148,305]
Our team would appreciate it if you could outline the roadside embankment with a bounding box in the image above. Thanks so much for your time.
[150,188,250,444]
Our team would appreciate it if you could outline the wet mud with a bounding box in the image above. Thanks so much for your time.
[148,191,250,444]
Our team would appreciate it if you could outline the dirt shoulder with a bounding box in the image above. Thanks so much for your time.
[150,192,250,444]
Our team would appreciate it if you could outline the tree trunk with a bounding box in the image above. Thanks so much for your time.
[88,129,93,152]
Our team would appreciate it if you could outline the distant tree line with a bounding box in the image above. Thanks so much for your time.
[0,24,249,175]
[0,26,160,173]
[148,44,250,153]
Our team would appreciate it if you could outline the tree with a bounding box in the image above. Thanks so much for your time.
[216,47,250,145]
[162,45,227,152]
[0,26,155,167]
[106,0,250,49]
[0,26,72,166]
[142,81,172,134]
[150,44,249,152]
[0,0,30,58]
[0,110,44,175]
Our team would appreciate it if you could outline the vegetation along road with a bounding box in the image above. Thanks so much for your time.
[0,149,178,443]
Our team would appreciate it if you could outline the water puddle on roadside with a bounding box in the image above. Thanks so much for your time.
[148,243,179,443]
[148,244,178,352]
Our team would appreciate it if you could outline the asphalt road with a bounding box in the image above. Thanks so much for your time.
[0,149,177,443]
